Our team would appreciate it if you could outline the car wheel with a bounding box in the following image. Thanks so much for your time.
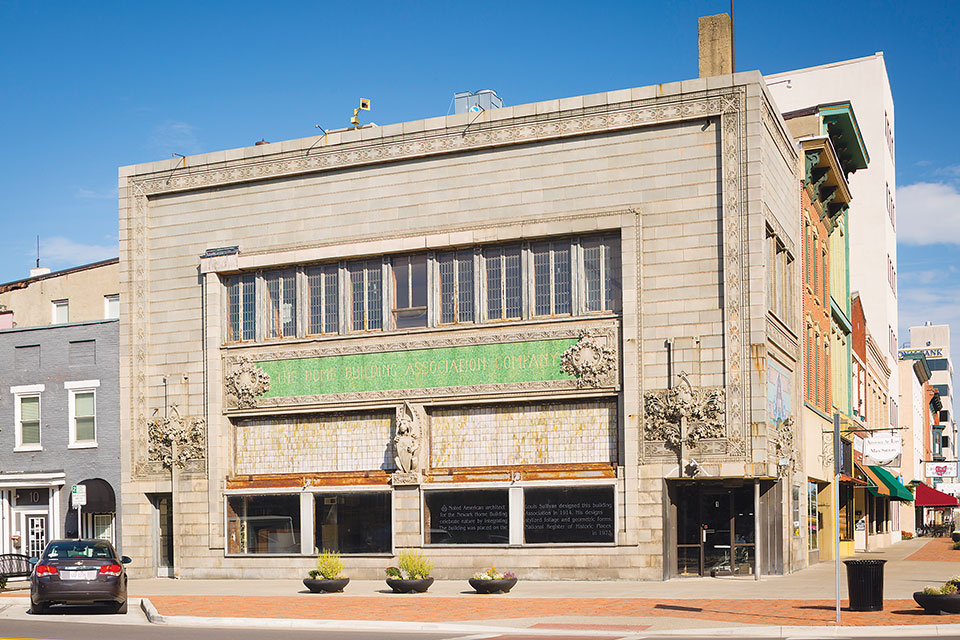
[30,601,47,615]
[115,600,128,614]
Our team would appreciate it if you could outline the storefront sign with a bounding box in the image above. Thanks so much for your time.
[864,431,901,465]
[925,462,959,479]
[256,338,579,398]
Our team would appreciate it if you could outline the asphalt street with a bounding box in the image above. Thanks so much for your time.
[0,617,454,640]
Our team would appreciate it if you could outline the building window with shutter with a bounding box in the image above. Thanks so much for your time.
[12,384,44,452]
[66,380,100,448]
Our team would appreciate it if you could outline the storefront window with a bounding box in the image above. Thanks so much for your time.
[314,492,391,554]
[524,486,615,543]
[807,482,819,551]
[424,490,509,544]
[226,494,300,554]
[838,485,854,541]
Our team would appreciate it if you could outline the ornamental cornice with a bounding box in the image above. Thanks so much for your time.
[128,88,745,197]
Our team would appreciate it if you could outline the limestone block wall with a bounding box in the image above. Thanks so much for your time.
[118,73,798,579]
[430,400,616,468]
[235,412,394,475]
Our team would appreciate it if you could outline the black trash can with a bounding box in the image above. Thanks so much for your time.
[844,559,886,611]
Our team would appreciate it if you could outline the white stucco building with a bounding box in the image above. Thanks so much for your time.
[767,53,900,430]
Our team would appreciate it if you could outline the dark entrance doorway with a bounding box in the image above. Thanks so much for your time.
[672,481,756,577]
[149,493,174,578]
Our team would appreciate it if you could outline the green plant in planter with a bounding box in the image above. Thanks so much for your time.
[472,566,516,581]
[0,576,7,591]
[395,550,433,579]
[309,549,346,580]
[952,541,960,551]
[943,582,960,595]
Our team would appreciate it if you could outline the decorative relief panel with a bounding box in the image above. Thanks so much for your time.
[145,404,206,470]
[430,400,617,468]
[643,373,726,454]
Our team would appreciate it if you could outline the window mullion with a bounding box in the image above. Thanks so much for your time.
[473,247,481,325]
[338,262,347,334]
[572,238,581,315]
[255,272,264,342]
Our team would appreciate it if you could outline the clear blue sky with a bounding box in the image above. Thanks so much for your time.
[1,0,958,359]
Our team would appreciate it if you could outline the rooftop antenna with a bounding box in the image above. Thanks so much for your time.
[36,235,40,268]
[351,98,371,129]
[730,0,735,73]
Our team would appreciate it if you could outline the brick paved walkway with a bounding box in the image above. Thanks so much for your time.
[147,594,951,627]
[906,536,960,562]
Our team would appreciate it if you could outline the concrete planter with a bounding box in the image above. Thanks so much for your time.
[386,577,434,593]
[913,591,960,614]
[468,577,518,594]
[303,577,350,593]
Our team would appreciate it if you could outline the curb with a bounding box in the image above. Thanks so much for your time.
[138,605,960,639]
[140,598,165,624]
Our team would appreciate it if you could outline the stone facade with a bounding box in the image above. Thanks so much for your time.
[118,72,801,580]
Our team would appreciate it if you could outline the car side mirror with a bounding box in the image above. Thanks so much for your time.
[121,556,132,564]
[28,557,38,565]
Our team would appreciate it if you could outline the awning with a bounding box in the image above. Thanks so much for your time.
[916,482,960,507]
[861,465,914,501]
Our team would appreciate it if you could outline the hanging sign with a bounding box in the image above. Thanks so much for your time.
[925,462,959,479]
[864,431,901,465]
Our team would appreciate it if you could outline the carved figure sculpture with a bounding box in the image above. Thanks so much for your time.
[393,402,420,473]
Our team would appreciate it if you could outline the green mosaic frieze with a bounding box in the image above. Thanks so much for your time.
[255,339,579,398]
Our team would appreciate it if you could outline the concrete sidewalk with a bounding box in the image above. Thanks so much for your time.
[3,537,960,637]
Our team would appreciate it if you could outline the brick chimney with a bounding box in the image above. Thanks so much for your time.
[698,14,733,78]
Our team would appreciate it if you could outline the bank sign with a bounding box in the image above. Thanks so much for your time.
[899,347,944,359]
[256,338,580,398]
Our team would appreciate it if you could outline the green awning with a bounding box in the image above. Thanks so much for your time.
[866,465,914,501]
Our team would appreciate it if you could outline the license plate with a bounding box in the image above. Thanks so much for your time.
[61,570,97,580]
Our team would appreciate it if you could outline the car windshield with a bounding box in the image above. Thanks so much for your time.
[42,541,115,561]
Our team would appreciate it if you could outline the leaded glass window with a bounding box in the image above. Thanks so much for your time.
[307,265,339,335]
[438,250,474,324]
[227,274,256,342]
[349,260,383,331]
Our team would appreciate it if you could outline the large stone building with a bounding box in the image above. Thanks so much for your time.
[118,47,807,577]
[0,261,121,557]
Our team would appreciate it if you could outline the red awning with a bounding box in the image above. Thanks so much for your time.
[915,482,960,507]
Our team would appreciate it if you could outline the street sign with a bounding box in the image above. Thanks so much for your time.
[72,484,87,507]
